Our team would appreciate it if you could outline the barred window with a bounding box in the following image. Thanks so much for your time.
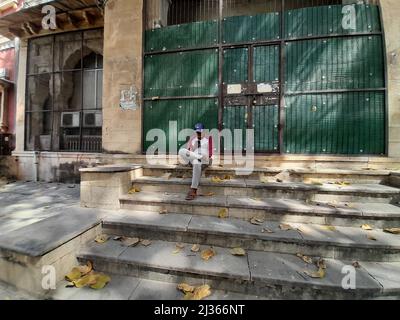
[25,29,103,152]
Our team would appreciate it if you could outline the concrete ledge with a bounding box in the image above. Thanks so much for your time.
[80,165,143,209]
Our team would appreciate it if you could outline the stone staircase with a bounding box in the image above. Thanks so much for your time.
[78,165,400,299]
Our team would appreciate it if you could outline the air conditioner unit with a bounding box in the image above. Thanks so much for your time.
[83,111,102,127]
[61,112,80,128]
[0,68,8,79]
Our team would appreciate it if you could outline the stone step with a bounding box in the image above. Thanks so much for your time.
[102,211,400,262]
[51,274,262,300]
[119,191,400,228]
[142,165,391,184]
[77,239,400,299]
[132,177,400,203]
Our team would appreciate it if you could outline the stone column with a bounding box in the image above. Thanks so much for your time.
[102,0,143,154]
[14,39,27,152]
[380,0,400,157]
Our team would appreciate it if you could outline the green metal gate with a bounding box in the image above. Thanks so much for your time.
[143,2,386,155]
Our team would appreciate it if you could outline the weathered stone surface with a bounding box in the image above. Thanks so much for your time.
[248,251,382,291]
[361,261,400,293]
[104,211,192,232]
[0,207,103,256]
[112,240,250,280]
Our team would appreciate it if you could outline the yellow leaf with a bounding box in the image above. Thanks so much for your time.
[128,186,141,194]
[259,175,272,184]
[383,228,400,235]
[218,208,229,219]
[335,181,351,187]
[296,253,313,264]
[304,267,326,279]
[122,237,140,247]
[177,283,195,294]
[211,176,223,183]
[184,285,211,300]
[230,247,246,256]
[203,192,215,197]
[140,239,152,247]
[191,244,200,253]
[361,224,373,231]
[65,267,82,282]
[90,273,111,290]
[95,234,109,244]
[73,273,97,288]
[223,175,233,180]
[322,225,336,231]
[201,248,216,261]
[279,223,293,231]
[250,216,264,225]
[76,261,93,276]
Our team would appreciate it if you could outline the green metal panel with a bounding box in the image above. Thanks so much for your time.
[223,48,248,84]
[285,36,384,92]
[144,49,219,98]
[223,106,247,151]
[145,20,219,52]
[284,92,385,155]
[284,4,381,39]
[253,45,280,82]
[222,12,280,44]
[143,98,219,153]
[253,105,279,152]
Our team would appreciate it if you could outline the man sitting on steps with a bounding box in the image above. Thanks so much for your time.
[178,123,213,201]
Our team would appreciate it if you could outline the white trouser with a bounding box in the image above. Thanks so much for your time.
[178,148,204,189]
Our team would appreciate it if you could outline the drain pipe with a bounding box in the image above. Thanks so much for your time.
[33,151,39,182]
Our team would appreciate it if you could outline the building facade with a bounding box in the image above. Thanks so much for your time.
[0,0,399,182]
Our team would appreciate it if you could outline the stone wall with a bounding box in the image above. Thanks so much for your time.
[102,0,143,154]
[381,0,400,157]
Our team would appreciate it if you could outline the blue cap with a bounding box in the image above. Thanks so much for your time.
[194,123,205,133]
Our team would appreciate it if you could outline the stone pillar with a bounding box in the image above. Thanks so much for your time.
[381,0,400,157]
[14,39,27,152]
[102,0,143,154]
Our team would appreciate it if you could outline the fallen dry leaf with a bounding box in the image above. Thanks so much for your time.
[65,267,82,282]
[140,239,152,247]
[90,273,111,290]
[383,228,400,235]
[184,284,211,300]
[95,234,109,244]
[76,261,93,276]
[177,283,195,294]
[128,186,141,194]
[259,175,273,184]
[203,192,215,197]
[191,244,200,253]
[159,209,168,215]
[230,247,246,256]
[122,237,140,247]
[335,181,351,186]
[223,175,233,180]
[316,258,327,270]
[261,227,274,234]
[211,176,223,183]
[113,236,123,241]
[250,216,264,225]
[173,243,185,254]
[296,253,313,264]
[304,267,326,279]
[201,248,216,261]
[361,224,373,231]
[367,235,377,241]
[218,208,229,219]
[322,225,336,231]
[279,223,293,231]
